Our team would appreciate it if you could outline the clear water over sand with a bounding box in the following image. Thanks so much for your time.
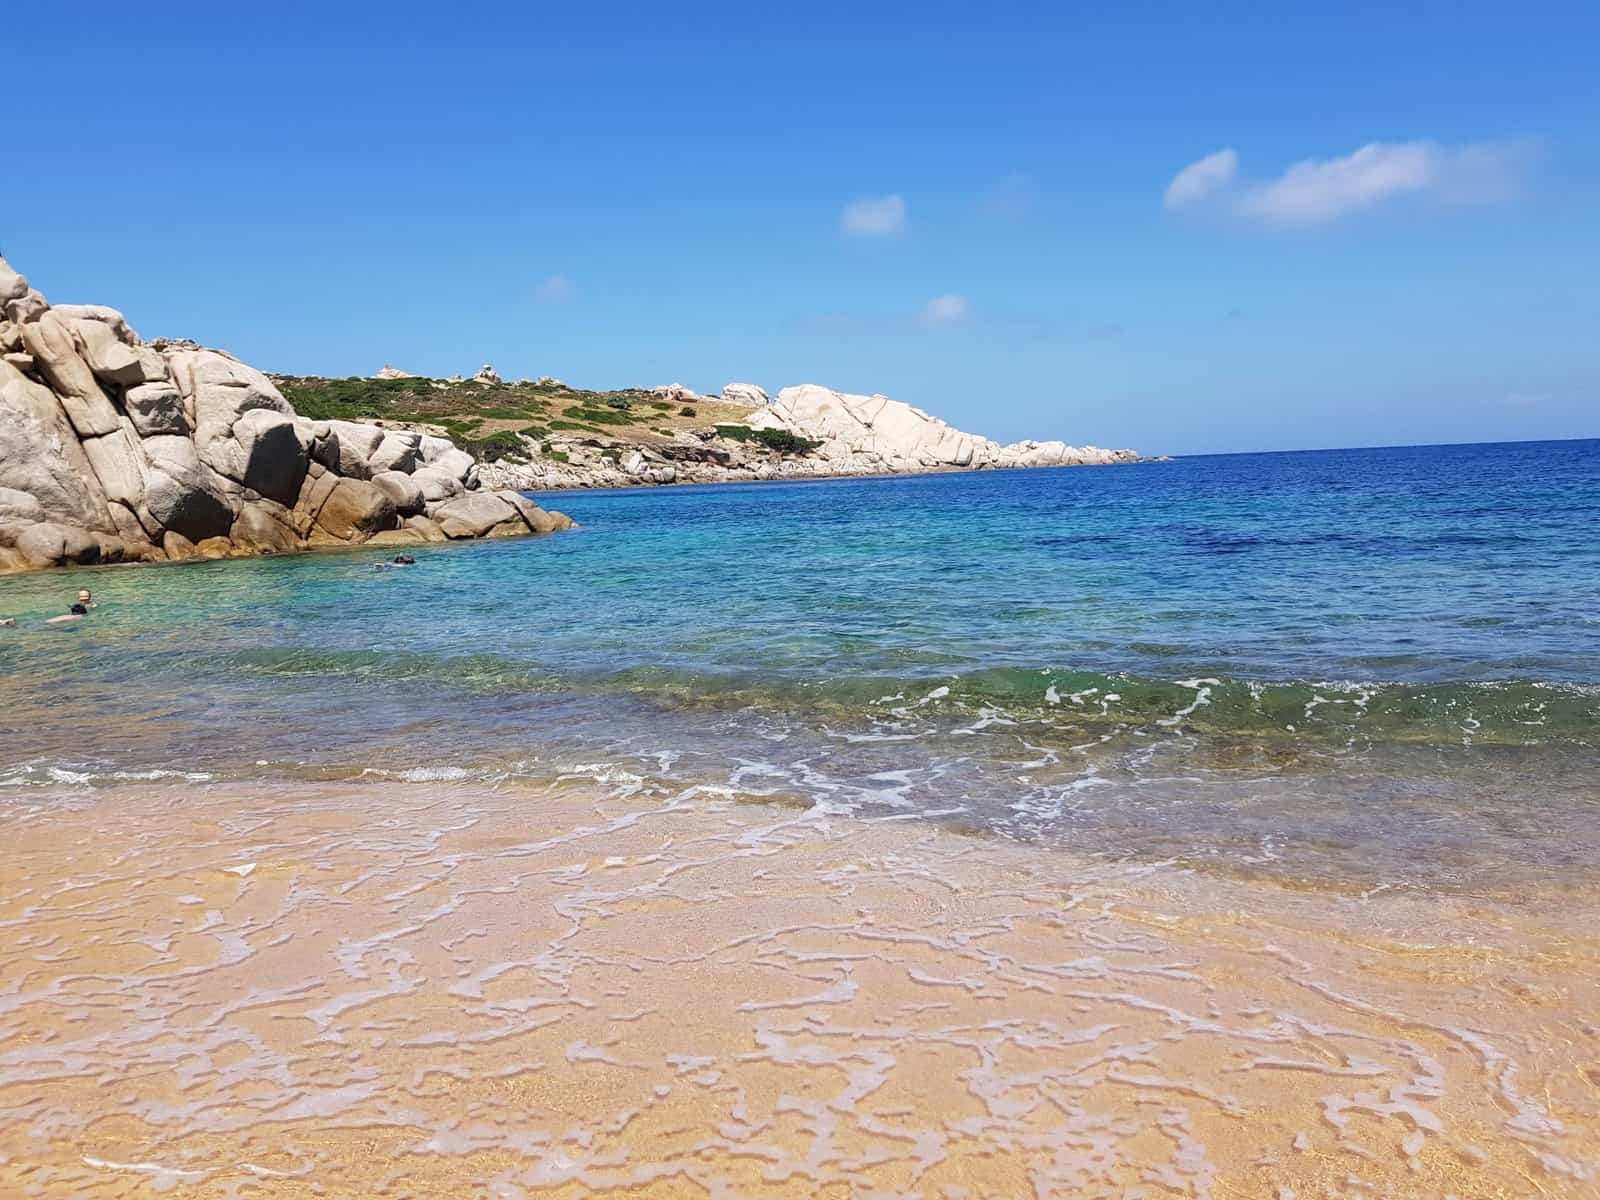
[2,440,1597,1194]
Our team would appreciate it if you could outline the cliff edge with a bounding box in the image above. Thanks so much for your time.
[0,258,573,575]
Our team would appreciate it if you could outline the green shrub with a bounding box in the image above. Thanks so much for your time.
[461,430,529,464]
[563,405,633,426]
[714,424,821,455]
[679,405,697,417]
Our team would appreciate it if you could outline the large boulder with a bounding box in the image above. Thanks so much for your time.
[78,427,148,509]
[314,477,397,541]
[292,467,340,536]
[0,260,29,304]
[432,491,517,539]
[19,313,123,437]
[720,382,768,408]
[324,420,386,478]
[500,491,547,531]
[418,434,456,464]
[0,359,115,532]
[410,467,464,502]
[14,522,101,569]
[69,317,166,387]
[428,447,476,483]
[370,470,425,516]
[49,304,139,345]
[144,467,234,542]
[0,487,46,529]
[404,514,448,542]
[368,432,422,475]
[232,502,302,553]
[125,382,189,436]
[230,408,310,505]
[167,348,294,452]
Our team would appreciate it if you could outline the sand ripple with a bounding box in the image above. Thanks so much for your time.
[1,778,1596,1197]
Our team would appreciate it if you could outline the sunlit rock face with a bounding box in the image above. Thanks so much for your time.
[0,256,573,574]
[752,383,1139,473]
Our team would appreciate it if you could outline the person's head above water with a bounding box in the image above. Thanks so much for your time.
[77,589,92,607]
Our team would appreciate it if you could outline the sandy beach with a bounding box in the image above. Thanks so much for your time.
[3,774,1596,1198]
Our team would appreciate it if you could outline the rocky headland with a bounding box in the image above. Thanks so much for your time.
[479,382,1145,490]
[0,257,574,575]
[272,373,1149,493]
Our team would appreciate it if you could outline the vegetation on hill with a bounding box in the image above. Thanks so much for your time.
[713,424,823,454]
[269,375,823,462]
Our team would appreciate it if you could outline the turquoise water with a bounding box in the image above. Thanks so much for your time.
[3,438,1597,889]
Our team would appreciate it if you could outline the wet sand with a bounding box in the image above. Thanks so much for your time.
[2,777,1597,1198]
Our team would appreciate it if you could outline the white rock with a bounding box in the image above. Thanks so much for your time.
[370,469,425,516]
[410,467,465,502]
[0,257,30,303]
[0,358,115,531]
[429,447,476,483]
[19,313,123,437]
[78,428,149,508]
[650,383,705,403]
[720,382,768,408]
[369,432,422,475]
[167,349,294,452]
[324,420,386,478]
[70,317,165,387]
[49,304,139,346]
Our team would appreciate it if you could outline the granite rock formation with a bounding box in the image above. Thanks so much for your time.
[0,257,573,575]
[478,383,1141,490]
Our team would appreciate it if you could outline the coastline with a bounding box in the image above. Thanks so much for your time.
[482,452,1167,494]
[3,775,1595,1198]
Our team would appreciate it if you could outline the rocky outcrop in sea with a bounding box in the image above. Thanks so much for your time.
[0,258,573,575]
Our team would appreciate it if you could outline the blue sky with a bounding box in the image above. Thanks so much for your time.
[6,2,1597,454]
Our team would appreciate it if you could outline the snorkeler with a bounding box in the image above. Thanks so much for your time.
[46,590,95,624]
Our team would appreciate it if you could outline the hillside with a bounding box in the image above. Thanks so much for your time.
[268,374,779,470]
[270,371,1143,490]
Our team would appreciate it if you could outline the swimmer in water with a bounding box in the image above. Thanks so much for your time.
[46,589,96,624]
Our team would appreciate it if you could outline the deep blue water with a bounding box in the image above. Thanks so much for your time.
[3,439,1597,888]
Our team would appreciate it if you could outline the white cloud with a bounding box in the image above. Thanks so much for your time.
[1240,143,1437,224]
[840,193,907,236]
[1163,149,1238,210]
[1164,140,1535,226]
[923,294,971,324]
[535,274,572,302]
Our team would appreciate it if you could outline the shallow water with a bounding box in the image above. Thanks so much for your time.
[2,439,1597,890]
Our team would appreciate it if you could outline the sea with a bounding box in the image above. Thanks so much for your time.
[3,437,1597,894]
